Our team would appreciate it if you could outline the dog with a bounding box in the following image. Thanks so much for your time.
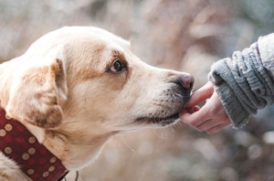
[0,26,193,181]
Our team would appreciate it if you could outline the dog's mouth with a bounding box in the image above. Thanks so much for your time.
[134,94,191,127]
[135,112,180,127]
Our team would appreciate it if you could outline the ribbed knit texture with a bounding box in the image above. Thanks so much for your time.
[208,33,274,128]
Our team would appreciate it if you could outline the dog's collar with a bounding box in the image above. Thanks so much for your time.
[0,107,68,181]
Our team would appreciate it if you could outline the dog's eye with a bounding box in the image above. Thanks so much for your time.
[109,60,126,73]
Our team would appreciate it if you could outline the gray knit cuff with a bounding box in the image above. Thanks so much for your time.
[208,33,274,128]
[209,59,250,128]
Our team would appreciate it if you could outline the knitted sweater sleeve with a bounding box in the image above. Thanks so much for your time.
[208,33,274,128]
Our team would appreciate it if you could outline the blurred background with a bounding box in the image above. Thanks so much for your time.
[1,0,274,180]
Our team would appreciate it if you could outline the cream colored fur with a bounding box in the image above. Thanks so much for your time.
[0,26,192,181]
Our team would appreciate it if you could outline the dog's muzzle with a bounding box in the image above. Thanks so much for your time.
[135,74,194,127]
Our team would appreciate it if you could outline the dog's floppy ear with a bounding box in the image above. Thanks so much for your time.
[5,57,68,129]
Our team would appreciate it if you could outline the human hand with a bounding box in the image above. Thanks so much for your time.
[180,82,231,134]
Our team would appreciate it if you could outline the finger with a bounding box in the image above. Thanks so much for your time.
[206,122,230,134]
[185,105,200,114]
[180,111,205,132]
[187,82,214,107]
[180,107,210,128]
[182,93,220,127]
[196,119,219,131]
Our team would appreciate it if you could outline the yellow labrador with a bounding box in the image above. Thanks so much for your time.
[0,26,193,181]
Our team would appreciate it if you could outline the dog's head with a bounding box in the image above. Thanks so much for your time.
[1,26,193,167]
[3,26,193,131]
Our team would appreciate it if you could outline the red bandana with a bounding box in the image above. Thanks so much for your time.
[0,107,68,181]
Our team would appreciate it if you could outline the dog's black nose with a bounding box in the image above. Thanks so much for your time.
[176,74,194,90]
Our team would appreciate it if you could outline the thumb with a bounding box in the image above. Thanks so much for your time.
[187,81,214,107]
